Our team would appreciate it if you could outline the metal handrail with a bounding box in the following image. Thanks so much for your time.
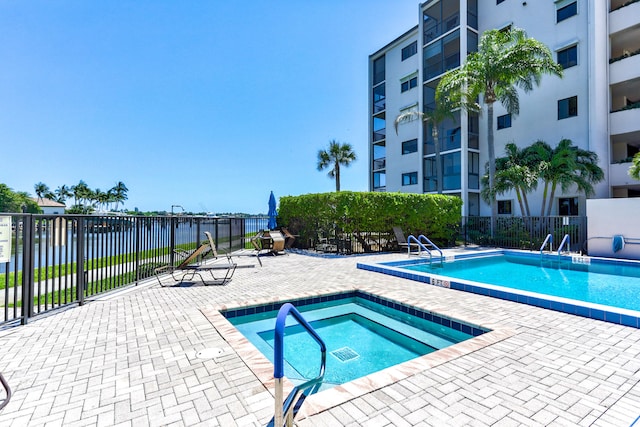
[540,234,553,254]
[273,303,326,427]
[557,234,570,255]
[418,235,444,264]
[407,235,432,264]
[0,372,11,412]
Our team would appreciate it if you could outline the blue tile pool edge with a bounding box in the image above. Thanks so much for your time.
[220,289,490,337]
[357,251,640,330]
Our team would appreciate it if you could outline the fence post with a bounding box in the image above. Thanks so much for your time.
[169,216,176,268]
[76,217,86,306]
[21,214,34,325]
[134,217,141,284]
[196,218,201,248]
[215,218,219,249]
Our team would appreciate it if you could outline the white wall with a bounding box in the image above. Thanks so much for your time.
[586,198,640,259]
[380,30,421,192]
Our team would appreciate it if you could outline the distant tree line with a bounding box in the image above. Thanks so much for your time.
[0,184,41,213]
[34,180,129,214]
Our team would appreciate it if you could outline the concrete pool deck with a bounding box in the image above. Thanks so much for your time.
[0,250,639,426]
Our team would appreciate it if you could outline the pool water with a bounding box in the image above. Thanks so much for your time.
[404,254,640,311]
[225,294,480,390]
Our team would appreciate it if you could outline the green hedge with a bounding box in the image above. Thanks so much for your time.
[278,191,462,248]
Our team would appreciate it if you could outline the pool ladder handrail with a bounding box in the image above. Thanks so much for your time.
[272,303,326,427]
[407,235,432,264]
[540,234,553,254]
[557,234,570,256]
[0,372,11,412]
[418,235,443,266]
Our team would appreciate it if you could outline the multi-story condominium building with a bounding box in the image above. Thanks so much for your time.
[369,0,640,217]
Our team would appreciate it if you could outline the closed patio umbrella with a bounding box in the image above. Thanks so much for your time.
[267,191,277,230]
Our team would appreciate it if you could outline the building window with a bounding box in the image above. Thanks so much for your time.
[373,84,385,113]
[558,96,578,119]
[401,41,418,61]
[373,56,385,85]
[402,139,418,154]
[558,197,578,216]
[498,200,512,215]
[497,114,512,130]
[402,172,418,186]
[373,172,386,190]
[401,77,418,93]
[557,2,577,23]
[468,152,479,190]
[468,192,480,216]
[442,152,461,191]
[557,45,577,69]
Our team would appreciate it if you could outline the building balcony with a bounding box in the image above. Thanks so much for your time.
[610,0,640,35]
[610,52,640,85]
[373,128,386,142]
[372,158,386,171]
[609,161,637,187]
[611,105,640,135]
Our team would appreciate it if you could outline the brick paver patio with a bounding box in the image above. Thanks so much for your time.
[1,252,639,426]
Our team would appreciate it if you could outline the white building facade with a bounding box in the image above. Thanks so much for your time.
[369,0,640,216]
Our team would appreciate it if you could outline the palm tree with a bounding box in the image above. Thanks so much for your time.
[34,182,50,203]
[394,100,456,194]
[437,27,563,234]
[629,152,640,181]
[483,143,539,216]
[111,181,128,211]
[71,180,91,209]
[529,139,604,216]
[54,185,72,204]
[317,140,357,192]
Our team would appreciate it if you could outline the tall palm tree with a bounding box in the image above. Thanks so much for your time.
[437,27,563,234]
[111,181,128,212]
[34,182,50,203]
[317,140,357,192]
[54,185,72,204]
[394,100,456,194]
[630,152,640,181]
[71,180,91,209]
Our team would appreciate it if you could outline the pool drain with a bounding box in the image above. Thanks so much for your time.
[331,347,360,362]
[195,348,224,359]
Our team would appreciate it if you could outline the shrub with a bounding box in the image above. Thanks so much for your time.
[278,191,462,249]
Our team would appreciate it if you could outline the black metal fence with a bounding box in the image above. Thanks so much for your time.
[459,216,587,253]
[0,214,267,327]
[287,215,588,255]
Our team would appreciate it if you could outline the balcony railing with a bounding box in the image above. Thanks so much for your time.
[373,158,386,170]
[373,128,386,142]
[423,12,459,44]
[611,0,640,12]
[373,99,386,114]
[610,48,640,64]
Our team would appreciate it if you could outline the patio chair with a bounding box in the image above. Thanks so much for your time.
[154,241,240,286]
[204,231,262,267]
[281,228,296,249]
[268,230,286,254]
[315,234,337,252]
[392,226,420,252]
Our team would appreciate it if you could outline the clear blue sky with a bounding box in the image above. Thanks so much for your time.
[0,1,420,214]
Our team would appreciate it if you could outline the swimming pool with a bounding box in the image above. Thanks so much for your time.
[358,251,640,329]
[222,291,486,391]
